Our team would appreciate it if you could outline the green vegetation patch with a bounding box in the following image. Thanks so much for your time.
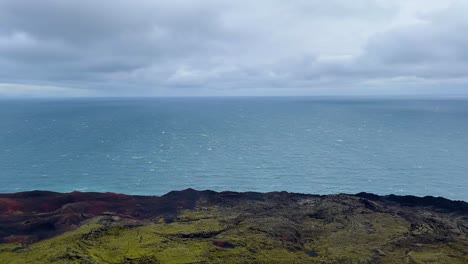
[1,196,467,263]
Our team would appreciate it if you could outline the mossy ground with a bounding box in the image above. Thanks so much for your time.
[1,192,467,263]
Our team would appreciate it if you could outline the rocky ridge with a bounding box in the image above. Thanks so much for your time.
[0,189,467,263]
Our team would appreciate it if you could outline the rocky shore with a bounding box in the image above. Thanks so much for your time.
[0,189,467,263]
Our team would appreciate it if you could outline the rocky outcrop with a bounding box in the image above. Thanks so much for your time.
[0,189,467,263]
[0,189,201,244]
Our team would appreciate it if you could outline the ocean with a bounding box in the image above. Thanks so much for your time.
[0,97,467,200]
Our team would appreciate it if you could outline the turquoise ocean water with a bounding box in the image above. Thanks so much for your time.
[0,97,467,200]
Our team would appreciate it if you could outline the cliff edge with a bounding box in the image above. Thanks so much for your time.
[0,189,467,263]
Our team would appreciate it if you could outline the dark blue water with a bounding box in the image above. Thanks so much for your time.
[0,97,467,200]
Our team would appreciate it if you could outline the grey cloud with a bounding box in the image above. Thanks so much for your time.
[354,3,468,82]
[365,19,468,64]
[0,0,467,96]
[0,32,77,62]
[279,2,468,89]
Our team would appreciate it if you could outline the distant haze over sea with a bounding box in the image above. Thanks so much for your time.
[0,97,467,201]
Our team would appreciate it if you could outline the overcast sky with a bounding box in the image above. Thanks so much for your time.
[0,0,467,97]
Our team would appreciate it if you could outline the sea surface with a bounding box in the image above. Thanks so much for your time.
[0,97,467,200]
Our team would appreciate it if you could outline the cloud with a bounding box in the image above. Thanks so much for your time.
[0,0,467,96]
[352,1,468,87]
[0,83,98,97]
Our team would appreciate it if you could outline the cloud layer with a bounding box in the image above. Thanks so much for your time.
[0,0,467,96]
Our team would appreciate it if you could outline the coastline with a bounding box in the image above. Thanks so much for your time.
[1,189,467,263]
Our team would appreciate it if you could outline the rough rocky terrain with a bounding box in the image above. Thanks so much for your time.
[0,189,467,263]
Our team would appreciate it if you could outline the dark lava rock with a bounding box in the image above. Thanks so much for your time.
[0,189,467,263]
[0,189,200,243]
[304,250,319,257]
[212,240,236,248]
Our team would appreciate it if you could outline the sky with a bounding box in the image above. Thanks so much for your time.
[0,0,467,97]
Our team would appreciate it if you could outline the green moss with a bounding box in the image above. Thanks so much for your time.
[302,212,411,262]
[153,218,224,235]
[1,201,467,264]
[406,244,468,264]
